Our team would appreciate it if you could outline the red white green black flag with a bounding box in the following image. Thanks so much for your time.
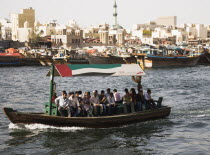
[47,64,145,77]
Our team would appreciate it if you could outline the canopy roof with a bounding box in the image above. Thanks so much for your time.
[47,64,145,77]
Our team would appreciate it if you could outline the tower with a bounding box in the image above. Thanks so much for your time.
[113,0,118,27]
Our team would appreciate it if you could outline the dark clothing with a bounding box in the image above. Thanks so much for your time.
[136,94,145,103]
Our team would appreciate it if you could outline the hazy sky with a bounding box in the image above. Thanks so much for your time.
[1,0,210,28]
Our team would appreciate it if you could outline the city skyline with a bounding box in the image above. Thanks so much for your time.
[1,0,210,28]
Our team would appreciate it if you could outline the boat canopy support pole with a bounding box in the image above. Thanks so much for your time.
[48,65,55,115]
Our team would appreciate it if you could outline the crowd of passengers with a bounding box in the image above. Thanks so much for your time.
[54,86,158,117]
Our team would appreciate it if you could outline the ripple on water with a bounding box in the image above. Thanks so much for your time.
[186,121,208,129]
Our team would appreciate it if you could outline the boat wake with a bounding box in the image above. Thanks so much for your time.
[8,123,86,131]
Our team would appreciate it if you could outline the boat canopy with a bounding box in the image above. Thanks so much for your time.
[47,64,146,77]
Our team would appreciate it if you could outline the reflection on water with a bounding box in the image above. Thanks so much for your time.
[0,66,210,154]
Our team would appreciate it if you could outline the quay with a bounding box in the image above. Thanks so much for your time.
[1,44,209,68]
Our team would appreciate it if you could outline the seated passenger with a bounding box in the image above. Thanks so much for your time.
[105,88,111,102]
[113,89,121,103]
[52,92,57,103]
[136,90,145,111]
[130,88,137,111]
[76,91,84,116]
[144,89,156,109]
[99,90,108,115]
[83,92,93,117]
[123,88,135,113]
[69,92,81,117]
[90,90,103,116]
[107,93,116,115]
[55,91,71,117]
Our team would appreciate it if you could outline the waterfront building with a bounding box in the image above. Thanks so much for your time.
[84,24,108,40]
[51,26,83,49]
[132,22,164,39]
[99,29,108,44]
[98,26,125,46]
[17,21,33,42]
[181,24,207,40]
[155,16,177,28]
[35,22,56,37]
[132,22,164,31]
[10,7,35,41]
[179,24,207,45]
[0,19,12,40]
[152,27,173,39]
[98,0,125,46]
[207,26,210,39]
[171,28,188,44]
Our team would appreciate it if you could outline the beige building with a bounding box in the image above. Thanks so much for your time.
[181,24,207,40]
[35,23,56,37]
[152,27,172,38]
[0,19,12,40]
[99,29,125,45]
[99,30,108,44]
[84,24,109,39]
[51,28,83,48]
[11,7,35,41]
[155,16,177,28]
[171,28,188,44]
[17,21,33,42]
[98,25,125,46]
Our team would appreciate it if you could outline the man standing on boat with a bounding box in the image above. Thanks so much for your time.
[55,91,71,117]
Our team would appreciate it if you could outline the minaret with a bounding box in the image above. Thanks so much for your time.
[113,0,118,27]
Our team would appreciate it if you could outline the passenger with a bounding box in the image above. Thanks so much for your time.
[76,91,84,116]
[55,91,71,117]
[99,90,108,115]
[107,93,116,115]
[83,92,93,117]
[123,88,135,113]
[78,91,83,98]
[69,92,81,117]
[130,88,137,111]
[90,90,103,116]
[52,92,57,103]
[94,90,99,97]
[113,89,121,103]
[105,88,111,102]
[144,89,156,109]
[136,90,145,111]
[76,91,83,103]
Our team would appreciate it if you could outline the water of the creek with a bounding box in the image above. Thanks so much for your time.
[0,66,210,155]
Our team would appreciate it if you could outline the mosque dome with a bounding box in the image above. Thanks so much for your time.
[111,24,123,30]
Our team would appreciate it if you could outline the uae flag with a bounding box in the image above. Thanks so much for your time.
[48,64,146,77]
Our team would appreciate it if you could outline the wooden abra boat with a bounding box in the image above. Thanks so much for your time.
[3,64,171,128]
[3,107,171,128]
[146,55,199,67]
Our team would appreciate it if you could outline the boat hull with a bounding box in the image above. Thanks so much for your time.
[88,56,137,64]
[3,107,171,128]
[197,53,210,65]
[147,56,199,67]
